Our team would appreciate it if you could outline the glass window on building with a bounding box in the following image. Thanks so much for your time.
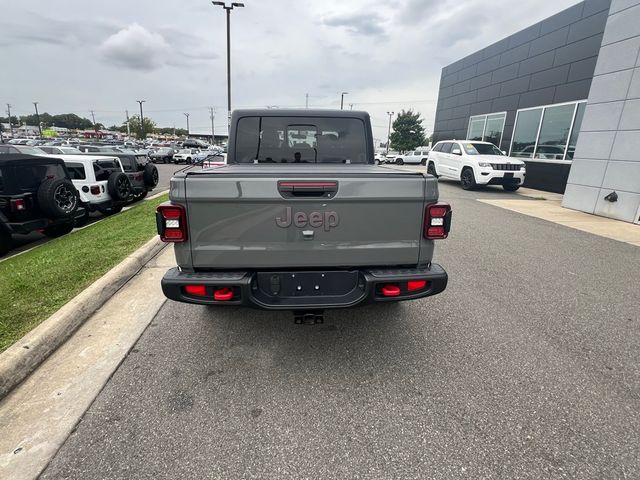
[467,113,506,146]
[484,113,506,148]
[566,102,586,160]
[467,117,485,141]
[510,108,543,158]
[534,103,575,160]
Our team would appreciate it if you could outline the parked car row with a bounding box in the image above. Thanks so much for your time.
[0,152,159,257]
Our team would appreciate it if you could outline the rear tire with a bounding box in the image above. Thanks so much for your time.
[143,163,159,187]
[43,223,74,238]
[503,184,520,192]
[0,230,12,257]
[98,205,123,216]
[74,206,90,227]
[427,162,439,178]
[421,158,427,166]
[460,168,477,190]
[37,178,78,218]
[107,172,132,201]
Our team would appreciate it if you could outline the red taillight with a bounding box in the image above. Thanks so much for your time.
[157,203,188,242]
[10,198,27,212]
[214,288,234,301]
[407,280,427,291]
[424,202,451,239]
[90,185,100,195]
[381,284,401,297]
[184,285,206,296]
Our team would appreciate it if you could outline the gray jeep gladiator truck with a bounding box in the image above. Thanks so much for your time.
[158,109,451,321]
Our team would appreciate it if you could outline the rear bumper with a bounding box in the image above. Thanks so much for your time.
[161,264,448,310]
[5,208,86,234]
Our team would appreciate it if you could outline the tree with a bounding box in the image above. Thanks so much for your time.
[126,114,155,139]
[156,127,187,136]
[389,110,426,153]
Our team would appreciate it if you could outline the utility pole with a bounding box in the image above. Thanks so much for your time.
[349,103,354,110]
[90,110,97,132]
[136,100,146,139]
[340,92,348,110]
[33,102,42,137]
[6,104,14,137]
[184,113,190,136]
[208,107,216,144]
[125,110,131,137]
[305,93,309,109]
[212,1,245,130]
[386,111,394,155]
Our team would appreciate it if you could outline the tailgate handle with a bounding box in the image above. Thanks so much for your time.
[278,181,338,198]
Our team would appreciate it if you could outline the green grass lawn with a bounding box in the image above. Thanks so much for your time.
[0,194,168,352]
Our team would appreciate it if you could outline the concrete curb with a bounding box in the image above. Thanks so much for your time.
[0,237,166,399]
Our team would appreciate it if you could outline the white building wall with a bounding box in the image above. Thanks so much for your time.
[563,0,640,224]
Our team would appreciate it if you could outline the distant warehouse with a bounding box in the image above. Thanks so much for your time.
[432,0,640,224]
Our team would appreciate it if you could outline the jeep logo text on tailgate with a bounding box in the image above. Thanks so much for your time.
[276,207,339,231]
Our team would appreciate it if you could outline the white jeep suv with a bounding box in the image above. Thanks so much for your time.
[427,140,525,191]
[51,155,133,216]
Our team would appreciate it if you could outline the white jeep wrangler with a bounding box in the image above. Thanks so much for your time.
[52,155,133,216]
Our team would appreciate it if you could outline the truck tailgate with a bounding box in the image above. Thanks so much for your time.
[182,165,429,269]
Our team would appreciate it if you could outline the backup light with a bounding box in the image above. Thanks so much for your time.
[11,198,26,211]
[424,202,452,239]
[157,203,188,242]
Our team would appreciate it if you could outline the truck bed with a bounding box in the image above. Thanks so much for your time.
[170,164,438,270]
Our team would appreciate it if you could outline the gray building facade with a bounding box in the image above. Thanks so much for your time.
[562,0,640,224]
[433,0,612,193]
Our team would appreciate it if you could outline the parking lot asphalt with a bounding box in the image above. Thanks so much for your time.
[41,180,640,479]
[5,163,176,260]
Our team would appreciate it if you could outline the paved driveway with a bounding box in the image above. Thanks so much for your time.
[41,181,640,479]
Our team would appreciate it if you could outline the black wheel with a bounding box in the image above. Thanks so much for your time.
[107,172,132,201]
[427,162,439,178]
[37,178,79,218]
[143,163,159,187]
[164,157,169,164]
[396,158,403,165]
[43,223,74,238]
[98,205,123,216]
[74,206,90,227]
[186,157,192,164]
[0,229,12,257]
[460,168,476,190]
[133,190,148,202]
[503,184,520,192]
[421,158,427,166]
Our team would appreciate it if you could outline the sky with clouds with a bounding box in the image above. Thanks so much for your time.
[1,0,581,141]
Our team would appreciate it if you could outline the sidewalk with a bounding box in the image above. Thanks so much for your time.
[479,188,640,247]
[0,246,174,480]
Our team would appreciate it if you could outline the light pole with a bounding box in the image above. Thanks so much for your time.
[33,102,42,137]
[212,1,244,130]
[6,104,14,138]
[386,111,394,155]
[209,107,216,144]
[184,113,190,136]
[340,92,348,110]
[136,100,146,139]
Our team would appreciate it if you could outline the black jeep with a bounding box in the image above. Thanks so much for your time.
[0,155,85,256]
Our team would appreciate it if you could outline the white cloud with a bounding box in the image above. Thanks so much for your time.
[99,23,170,71]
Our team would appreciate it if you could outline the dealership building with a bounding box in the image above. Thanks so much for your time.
[433,0,640,224]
